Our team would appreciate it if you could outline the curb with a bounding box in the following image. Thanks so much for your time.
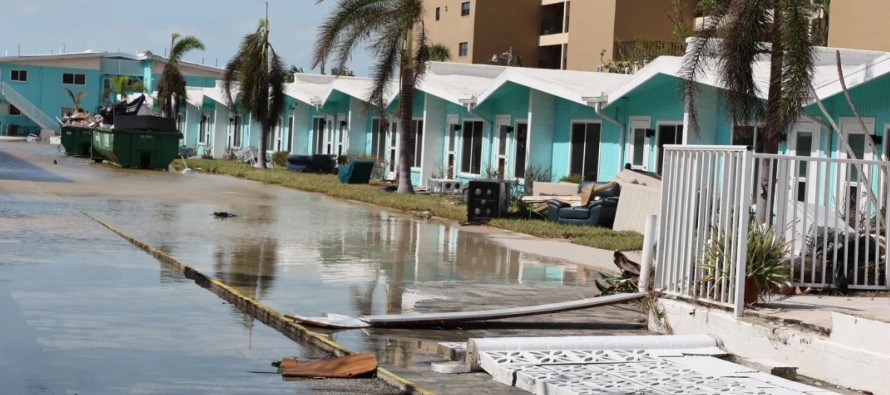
[37,184,436,395]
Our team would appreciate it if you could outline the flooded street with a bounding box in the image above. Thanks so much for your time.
[1,142,645,394]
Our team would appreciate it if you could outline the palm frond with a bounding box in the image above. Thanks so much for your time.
[678,0,731,137]
[775,0,816,138]
[423,43,452,62]
[719,0,771,128]
[170,35,205,63]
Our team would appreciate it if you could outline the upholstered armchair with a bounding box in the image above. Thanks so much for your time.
[546,182,621,227]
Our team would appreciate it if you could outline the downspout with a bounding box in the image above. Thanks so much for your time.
[460,98,494,174]
[585,94,626,167]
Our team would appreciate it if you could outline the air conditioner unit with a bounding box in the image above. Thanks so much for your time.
[596,66,604,72]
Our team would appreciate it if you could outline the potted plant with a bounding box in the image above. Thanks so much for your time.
[703,221,791,305]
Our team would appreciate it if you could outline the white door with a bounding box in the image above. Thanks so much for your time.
[325,115,335,155]
[312,117,325,154]
[275,116,284,152]
[337,113,347,156]
[444,115,459,179]
[513,121,529,180]
[788,121,821,204]
[838,118,875,213]
[627,117,651,170]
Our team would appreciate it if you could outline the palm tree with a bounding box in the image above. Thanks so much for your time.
[331,66,355,76]
[223,19,288,170]
[62,88,86,114]
[423,43,451,62]
[314,0,429,194]
[157,33,205,118]
[286,65,304,83]
[811,0,830,46]
[101,75,147,105]
[681,0,815,223]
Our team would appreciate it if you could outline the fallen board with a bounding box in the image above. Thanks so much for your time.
[279,353,377,378]
[286,313,371,329]
[361,293,644,328]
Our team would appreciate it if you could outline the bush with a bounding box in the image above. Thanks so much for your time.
[271,151,289,167]
[559,174,583,184]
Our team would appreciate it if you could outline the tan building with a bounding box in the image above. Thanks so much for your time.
[828,0,890,52]
[422,0,696,71]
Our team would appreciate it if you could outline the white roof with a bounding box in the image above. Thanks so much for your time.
[388,62,506,106]
[812,52,890,104]
[477,67,633,105]
[605,41,888,106]
[285,74,337,105]
[186,87,205,108]
[321,76,378,105]
[203,86,227,105]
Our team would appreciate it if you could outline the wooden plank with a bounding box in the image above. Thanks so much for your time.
[360,293,644,328]
[286,313,371,329]
[280,353,377,378]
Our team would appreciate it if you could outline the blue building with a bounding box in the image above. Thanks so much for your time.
[0,50,224,137]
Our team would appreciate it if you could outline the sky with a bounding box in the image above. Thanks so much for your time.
[0,0,373,76]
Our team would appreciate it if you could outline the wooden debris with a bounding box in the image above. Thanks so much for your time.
[277,353,377,379]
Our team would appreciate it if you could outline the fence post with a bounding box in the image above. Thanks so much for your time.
[733,151,754,317]
[639,214,657,293]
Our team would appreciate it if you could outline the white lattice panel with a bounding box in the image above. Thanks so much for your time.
[479,349,838,395]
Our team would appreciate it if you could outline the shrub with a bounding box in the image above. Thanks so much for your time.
[559,174,583,184]
[271,151,289,167]
[704,221,791,302]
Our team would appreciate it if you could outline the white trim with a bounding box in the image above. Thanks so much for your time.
[567,119,604,181]
[337,112,347,157]
[731,122,765,151]
[444,114,460,178]
[627,115,652,171]
[837,117,875,212]
[787,120,822,204]
[410,117,424,170]
[458,117,485,178]
[654,120,684,172]
[494,114,512,178]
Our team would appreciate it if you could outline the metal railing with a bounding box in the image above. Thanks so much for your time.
[0,82,61,133]
[656,145,753,317]
[540,17,565,35]
[657,146,890,317]
[753,153,890,290]
[613,40,686,62]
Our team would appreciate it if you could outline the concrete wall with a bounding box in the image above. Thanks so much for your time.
[421,94,448,187]
[828,0,890,52]
[473,0,541,67]
[653,299,890,395]
[528,89,556,181]
[566,0,616,71]
[422,0,479,63]
[552,97,622,182]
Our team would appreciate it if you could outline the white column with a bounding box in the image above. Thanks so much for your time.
[422,94,447,187]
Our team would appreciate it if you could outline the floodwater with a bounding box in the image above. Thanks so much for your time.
[0,142,629,393]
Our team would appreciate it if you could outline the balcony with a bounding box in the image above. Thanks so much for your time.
[538,59,561,70]
[613,40,686,62]
[540,17,565,35]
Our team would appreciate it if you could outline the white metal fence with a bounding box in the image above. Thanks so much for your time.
[656,146,753,317]
[656,145,890,317]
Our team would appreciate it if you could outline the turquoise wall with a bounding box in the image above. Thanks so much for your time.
[553,97,623,182]
[0,64,103,133]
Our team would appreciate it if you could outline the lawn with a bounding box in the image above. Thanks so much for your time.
[172,159,644,251]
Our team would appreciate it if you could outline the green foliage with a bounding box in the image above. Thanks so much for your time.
[271,151,289,167]
[157,33,205,118]
[223,19,288,169]
[703,222,791,302]
[559,174,583,184]
[62,89,86,113]
[286,65,304,83]
[423,43,452,62]
[102,76,146,104]
[330,66,355,76]
[170,158,645,251]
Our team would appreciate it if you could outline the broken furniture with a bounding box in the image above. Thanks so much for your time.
[428,178,464,194]
[547,182,621,227]
[337,160,375,184]
[467,179,511,222]
[612,169,663,233]
[286,154,336,173]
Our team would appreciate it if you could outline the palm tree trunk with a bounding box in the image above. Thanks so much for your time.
[757,0,785,224]
[257,119,268,169]
[397,56,416,193]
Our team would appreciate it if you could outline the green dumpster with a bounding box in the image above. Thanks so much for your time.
[60,126,95,157]
[91,128,183,170]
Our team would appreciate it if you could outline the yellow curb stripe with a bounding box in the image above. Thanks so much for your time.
[35,183,435,395]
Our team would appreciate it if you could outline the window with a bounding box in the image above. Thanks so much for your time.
[313,117,325,154]
[496,124,510,178]
[461,1,470,16]
[405,119,424,167]
[435,7,441,20]
[447,123,459,177]
[60,107,84,117]
[10,69,27,82]
[371,118,388,160]
[629,125,647,169]
[732,125,764,152]
[337,119,347,156]
[656,124,684,174]
[9,105,22,116]
[287,116,294,153]
[233,115,243,147]
[62,73,86,85]
[514,123,528,178]
[570,122,601,182]
[199,114,210,143]
[176,113,185,134]
[389,121,399,172]
[461,120,484,174]
[459,42,469,57]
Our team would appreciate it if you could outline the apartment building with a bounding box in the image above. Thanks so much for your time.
[828,0,890,52]
[423,0,696,71]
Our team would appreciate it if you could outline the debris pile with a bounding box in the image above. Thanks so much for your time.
[272,354,377,379]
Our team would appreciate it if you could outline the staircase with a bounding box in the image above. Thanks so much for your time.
[0,82,61,134]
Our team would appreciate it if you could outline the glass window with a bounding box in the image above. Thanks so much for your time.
[459,42,468,57]
[632,128,646,167]
[11,69,27,82]
[461,1,470,16]
[62,73,86,85]
[313,117,325,154]
[849,134,866,182]
[461,121,483,174]
[9,105,21,116]
[435,7,441,20]
[570,123,601,181]
[514,123,528,179]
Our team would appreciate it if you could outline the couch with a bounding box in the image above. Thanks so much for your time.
[287,154,336,173]
[547,182,621,227]
[338,160,376,184]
